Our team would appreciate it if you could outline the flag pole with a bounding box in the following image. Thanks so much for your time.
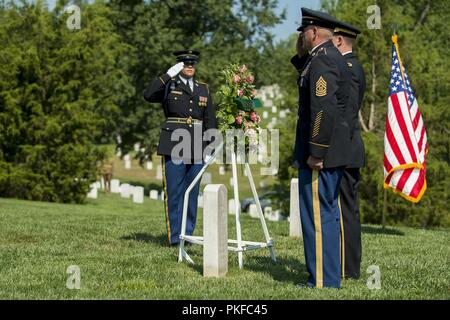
[382,188,387,230]
[382,24,398,230]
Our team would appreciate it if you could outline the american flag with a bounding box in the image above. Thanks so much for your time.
[384,35,428,203]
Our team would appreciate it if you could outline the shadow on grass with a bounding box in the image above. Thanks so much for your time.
[189,252,308,285]
[362,225,405,236]
[120,233,169,246]
[244,255,309,285]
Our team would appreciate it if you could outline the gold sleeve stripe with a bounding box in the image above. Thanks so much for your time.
[159,77,166,85]
[310,141,330,148]
[312,111,323,138]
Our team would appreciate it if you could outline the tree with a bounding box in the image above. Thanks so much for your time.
[0,0,133,203]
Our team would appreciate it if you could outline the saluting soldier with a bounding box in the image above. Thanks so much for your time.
[332,21,366,280]
[291,8,352,288]
[143,50,217,246]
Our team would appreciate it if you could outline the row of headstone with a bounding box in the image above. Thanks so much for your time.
[118,152,156,174]
[245,204,284,222]
[119,184,145,204]
[262,107,289,118]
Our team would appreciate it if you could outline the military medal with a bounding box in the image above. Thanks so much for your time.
[199,96,208,107]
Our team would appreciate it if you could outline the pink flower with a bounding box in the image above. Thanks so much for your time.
[233,74,241,83]
[239,65,248,73]
[250,111,258,122]
[237,89,244,97]
[235,115,243,125]
[246,74,254,84]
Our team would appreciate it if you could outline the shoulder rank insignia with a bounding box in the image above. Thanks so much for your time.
[316,76,327,97]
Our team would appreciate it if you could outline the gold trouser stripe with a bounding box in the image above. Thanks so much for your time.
[339,196,345,279]
[312,170,323,288]
[161,158,171,244]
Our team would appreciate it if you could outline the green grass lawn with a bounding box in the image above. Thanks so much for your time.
[0,194,448,300]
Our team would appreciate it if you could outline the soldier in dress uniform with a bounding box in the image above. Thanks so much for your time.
[143,50,217,246]
[291,8,352,288]
[332,20,366,280]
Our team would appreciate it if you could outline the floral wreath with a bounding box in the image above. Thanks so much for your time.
[217,64,263,151]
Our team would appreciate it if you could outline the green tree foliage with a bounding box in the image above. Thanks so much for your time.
[0,0,133,203]
[107,0,284,163]
[272,0,449,227]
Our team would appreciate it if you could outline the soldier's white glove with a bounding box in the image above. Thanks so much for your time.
[204,154,213,164]
[166,62,184,78]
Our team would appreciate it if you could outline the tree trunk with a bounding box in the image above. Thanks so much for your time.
[414,0,431,32]
[369,60,377,131]
[359,111,369,132]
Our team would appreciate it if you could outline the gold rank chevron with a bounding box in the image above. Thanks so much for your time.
[316,76,327,97]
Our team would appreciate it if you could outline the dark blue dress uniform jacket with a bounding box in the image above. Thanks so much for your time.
[291,40,353,169]
[143,73,217,160]
[344,52,366,168]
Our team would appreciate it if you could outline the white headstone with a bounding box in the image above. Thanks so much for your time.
[219,166,226,175]
[229,177,234,187]
[124,154,130,161]
[228,199,236,215]
[279,111,286,118]
[198,195,204,208]
[248,204,259,219]
[100,177,105,190]
[201,173,212,185]
[94,181,101,190]
[133,186,144,204]
[264,206,272,219]
[87,184,98,199]
[203,185,228,278]
[271,117,278,124]
[146,161,153,171]
[120,184,131,198]
[259,181,266,188]
[290,178,303,238]
[268,209,283,222]
[125,159,131,170]
[160,191,165,202]
[111,179,120,193]
[271,106,277,113]
[150,190,159,200]
[134,143,140,152]
[263,111,269,119]
[156,165,163,180]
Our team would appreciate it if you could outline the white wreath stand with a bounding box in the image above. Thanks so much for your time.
[178,144,276,269]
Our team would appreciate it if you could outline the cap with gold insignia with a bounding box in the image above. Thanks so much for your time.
[297,7,340,32]
[173,50,200,64]
[332,20,361,39]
